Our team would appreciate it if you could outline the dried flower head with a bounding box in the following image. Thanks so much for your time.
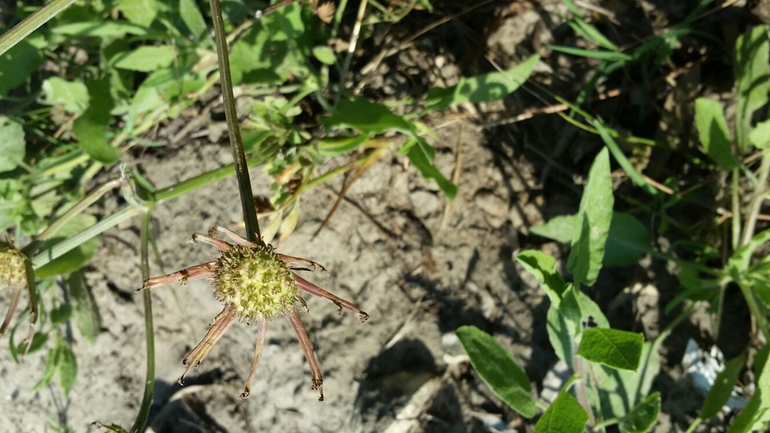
[309,0,336,23]
[138,226,368,400]
[0,244,36,354]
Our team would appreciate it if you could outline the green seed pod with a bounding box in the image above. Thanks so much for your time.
[213,244,298,322]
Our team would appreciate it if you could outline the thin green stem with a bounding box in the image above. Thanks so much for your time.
[739,281,770,343]
[684,417,703,433]
[742,150,770,246]
[129,210,155,433]
[0,0,78,57]
[208,0,260,243]
[732,168,741,251]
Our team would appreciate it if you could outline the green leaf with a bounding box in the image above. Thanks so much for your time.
[32,346,60,391]
[0,40,44,97]
[316,135,370,157]
[604,212,651,267]
[727,343,770,433]
[547,289,610,370]
[323,97,414,135]
[701,353,747,419]
[0,118,25,173]
[533,389,589,433]
[577,328,644,371]
[117,0,158,26]
[50,303,73,325]
[530,215,574,243]
[67,271,101,345]
[694,98,739,170]
[515,250,566,305]
[620,392,661,433]
[73,77,119,164]
[179,0,209,41]
[456,326,536,418]
[727,228,770,275]
[112,45,175,72]
[550,45,631,61]
[40,77,89,115]
[567,148,614,286]
[52,21,151,38]
[735,25,770,153]
[750,119,770,149]
[535,212,651,267]
[57,345,78,396]
[562,0,619,51]
[592,119,657,195]
[406,140,458,199]
[312,46,336,65]
[35,214,98,278]
[426,54,539,111]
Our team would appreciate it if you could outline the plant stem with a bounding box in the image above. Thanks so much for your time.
[742,150,770,246]
[0,0,78,57]
[732,168,741,251]
[208,0,261,243]
[130,210,155,433]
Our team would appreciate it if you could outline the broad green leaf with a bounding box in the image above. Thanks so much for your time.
[735,25,770,153]
[323,97,414,135]
[112,45,175,72]
[406,140,458,199]
[547,289,609,369]
[694,98,739,170]
[604,212,651,267]
[50,304,72,325]
[750,119,770,149]
[117,0,158,26]
[229,4,308,84]
[567,148,614,286]
[312,46,336,65]
[559,285,582,323]
[456,326,536,418]
[24,332,48,356]
[32,346,60,391]
[577,328,644,371]
[180,0,209,41]
[35,214,98,278]
[40,77,89,115]
[550,45,631,61]
[620,392,661,433]
[0,40,44,96]
[52,21,151,38]
[593,119,657,195]
[547,304,574,368]
[515,250,566,305]
[0,118,25,173]
[530,215,573,243]
[57,345,77,396]
[534,213,651,267]
[74,77,119,164]
[756,344,770,380]
[533,389,589,433]
[66,271,100,345]
[425,54,540,111]
[701,352,747,419]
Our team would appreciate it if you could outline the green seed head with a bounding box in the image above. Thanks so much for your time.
[214,244,298,321]
[0,248,26,291]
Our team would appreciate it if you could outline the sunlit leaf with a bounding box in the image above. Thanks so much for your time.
[577,327,644,371]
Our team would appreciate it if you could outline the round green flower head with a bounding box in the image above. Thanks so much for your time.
[213,243,298,321]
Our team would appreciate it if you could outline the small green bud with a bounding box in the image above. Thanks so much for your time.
[213,244,298,321]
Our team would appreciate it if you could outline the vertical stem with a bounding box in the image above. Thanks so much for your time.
[208,0,261,243]
[732,168,741,251]
[130,210,156,433]
[742,151,770,246]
